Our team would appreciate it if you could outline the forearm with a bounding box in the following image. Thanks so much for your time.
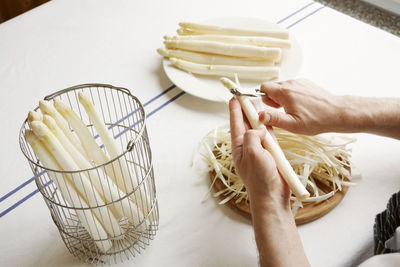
[249,196,310,267]
[340,96,400,139]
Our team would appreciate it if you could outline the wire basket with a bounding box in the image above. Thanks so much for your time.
[19,83,159,265]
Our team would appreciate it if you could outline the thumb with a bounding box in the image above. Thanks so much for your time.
[259,109,296,130]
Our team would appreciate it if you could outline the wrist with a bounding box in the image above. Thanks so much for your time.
[338,95,374,133]
[340,96,400,138]
[249,193,292,220]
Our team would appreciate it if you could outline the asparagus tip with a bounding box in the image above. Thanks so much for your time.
[156,47,167,57]
[53,98,68,113]
[43,114,57,130]
[28,110,41,123]
[39,100,53,114]
[220,77,236,91]
[30,121,49,138]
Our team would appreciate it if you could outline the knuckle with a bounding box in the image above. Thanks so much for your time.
[268,113,281,125]
[243,130,257,139]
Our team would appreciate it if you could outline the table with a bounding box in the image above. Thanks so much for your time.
[1,0,399,266]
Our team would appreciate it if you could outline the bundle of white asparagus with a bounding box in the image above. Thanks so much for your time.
[158,21,291,81]
[25,93,150,253]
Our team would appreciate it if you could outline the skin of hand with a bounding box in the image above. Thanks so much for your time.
[229,98,310,267]
[258,79,400,139]
[258,79,346,135]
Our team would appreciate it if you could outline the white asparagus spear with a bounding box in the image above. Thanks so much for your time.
[39,100,87,158]
[53,98,110,165]
[30,121,124,238]
[178,22,289,39]
[25,130,112,253]
[164,40,281,61]
[78,92,151,217]
[165,35,291,49]
[157,48,274,66]
[220,77,309,200]
[53,99,151,217]
[43,114,146,228]
[28,110,42,123]
[170,58,279,81]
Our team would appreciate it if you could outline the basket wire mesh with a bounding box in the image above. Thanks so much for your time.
[19,84,159,265]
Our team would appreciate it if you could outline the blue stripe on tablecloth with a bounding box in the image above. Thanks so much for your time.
[287,5,325,29]
[277,1,315,24]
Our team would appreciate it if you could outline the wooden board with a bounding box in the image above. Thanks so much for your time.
[210,170,349,225]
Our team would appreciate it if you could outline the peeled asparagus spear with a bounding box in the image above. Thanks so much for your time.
[30,121,124,238]
[178,22,289,39]
[43,115,146,228]
[157,47,274,66]
[54,98,151,217]
[53,98,110,165]
[28,110,42,123]
[164,39,281,61]
[25,130,112,253]
[39,100,87,158]
[170,58,280,81]
[165,34,291,49]
[220,77,309,200]
[78,92,151,216]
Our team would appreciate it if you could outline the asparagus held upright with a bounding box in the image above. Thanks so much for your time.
[220,77,309,200]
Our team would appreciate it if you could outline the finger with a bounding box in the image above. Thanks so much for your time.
[261,96,281,108]
[260,82,283,104]
[229,98,247,149]
[259,109,297,131]
[242,129,266,153]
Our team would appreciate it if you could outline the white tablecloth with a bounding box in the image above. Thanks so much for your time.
[1,0,400,266]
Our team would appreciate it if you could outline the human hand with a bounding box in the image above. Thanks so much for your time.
[229,98,290,209]
[258,79,345,135]
[230,98,310,267]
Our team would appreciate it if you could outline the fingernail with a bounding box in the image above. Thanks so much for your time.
[261,113,270,123]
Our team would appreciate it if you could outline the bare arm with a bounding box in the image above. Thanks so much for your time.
[229,98,310,267]
[258,79,400,139]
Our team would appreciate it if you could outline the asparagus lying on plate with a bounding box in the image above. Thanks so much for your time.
[178,22,290,39]
[158,20,291,81]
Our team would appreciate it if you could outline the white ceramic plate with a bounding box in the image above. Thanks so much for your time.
[162,17,302,102]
